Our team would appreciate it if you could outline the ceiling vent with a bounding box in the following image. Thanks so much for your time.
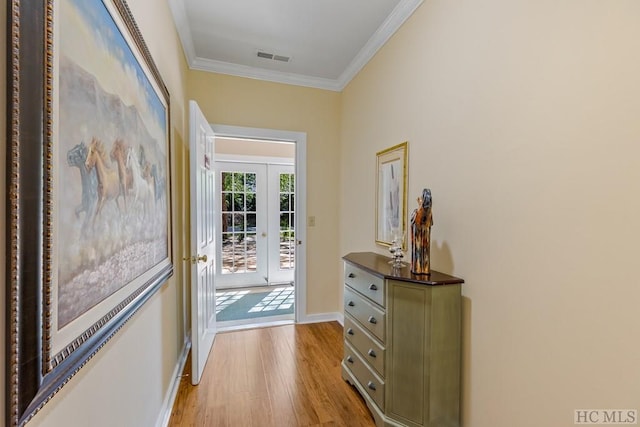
[256,50,291,63]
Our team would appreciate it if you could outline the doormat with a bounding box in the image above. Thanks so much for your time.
[216,286,294,322]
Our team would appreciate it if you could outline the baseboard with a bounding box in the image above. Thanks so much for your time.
[156,337,191,427]
[298,312,343,325]
[217,315,294,332]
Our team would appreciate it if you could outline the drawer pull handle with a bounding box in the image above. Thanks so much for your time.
[346,356,354,364]
[347,328,354,335]
[368,283,378,291]
[368,316,377,324]
[348,301,355,307]
[367,349,377,358]
[348,273,356,278]
[367,381,376,391]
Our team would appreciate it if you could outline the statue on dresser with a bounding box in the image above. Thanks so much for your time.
[411,188,433,275]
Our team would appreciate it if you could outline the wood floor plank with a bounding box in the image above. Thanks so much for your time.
[203,404,226,427]
[168,322,376,427]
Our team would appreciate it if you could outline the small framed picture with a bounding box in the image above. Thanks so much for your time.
[375,142,408,248]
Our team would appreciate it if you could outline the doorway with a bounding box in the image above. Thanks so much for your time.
[215,162,295,289]
[211,125,307,329]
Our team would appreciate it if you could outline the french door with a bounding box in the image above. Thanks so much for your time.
[216,162,295,288]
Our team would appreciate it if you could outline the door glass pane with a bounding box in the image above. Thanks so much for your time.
[233,243,246,272]
[247,213,256,230]
[246,193,256,212]
[279,173,295,270]
[280,194,289,211]
[280,213,289,229]
[222,213,232,229]
[246,173,256,191]
[233,213,244,231]
[223,192,232,211]
[246,233,257,272]
[233,193,245,211]
[233,172,244,189]
[221,171,259,275]
[280,173,289,192]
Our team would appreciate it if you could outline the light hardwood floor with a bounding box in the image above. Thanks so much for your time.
[168,322,376,427]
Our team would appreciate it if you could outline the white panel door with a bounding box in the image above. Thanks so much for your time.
[189,100,216,385]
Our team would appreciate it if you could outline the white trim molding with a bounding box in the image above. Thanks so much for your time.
[298,312,343,325]
[211,125,308,325]
[166,0,196,65]
[215,154,294,166]
[192,57,343,92]
[336,0,424,90]
[156,338,191,427]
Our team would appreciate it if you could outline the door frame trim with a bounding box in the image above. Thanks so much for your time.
[211,124,308,323]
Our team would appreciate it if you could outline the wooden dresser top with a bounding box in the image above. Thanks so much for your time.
[343,252,464,286]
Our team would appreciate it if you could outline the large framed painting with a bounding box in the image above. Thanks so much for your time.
[375,142,408,248]
[6,0,173,425]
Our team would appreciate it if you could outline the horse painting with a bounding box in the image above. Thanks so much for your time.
[85,137,121,225]
[66,141,98,230]
[110,138,133,211]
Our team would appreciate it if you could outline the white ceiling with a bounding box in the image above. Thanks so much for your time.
[168,0,423,91]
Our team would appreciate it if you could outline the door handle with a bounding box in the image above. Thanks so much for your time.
[183,254,208,264]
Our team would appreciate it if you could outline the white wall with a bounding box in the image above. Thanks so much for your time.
[340,1,640,426]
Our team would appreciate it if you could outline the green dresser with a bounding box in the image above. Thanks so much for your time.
[342,252,464,427]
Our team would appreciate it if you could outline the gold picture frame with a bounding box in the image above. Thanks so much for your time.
[375,142,408,248]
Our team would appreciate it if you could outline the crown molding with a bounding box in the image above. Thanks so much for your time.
[169,0,424,92]
[190,57,343,91]
[337,0,424,90]
[167,0,197,64]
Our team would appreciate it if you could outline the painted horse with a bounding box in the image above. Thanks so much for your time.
[110,138,133,211]
[150,163,165,204]
[126,148,155,217]
[66,141,98,229]
[85,137,121,225]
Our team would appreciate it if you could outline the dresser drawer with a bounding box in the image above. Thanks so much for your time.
[344,286,386,342]
[344,341,385,410]
[344,263,385,307]
[344,315,385,376]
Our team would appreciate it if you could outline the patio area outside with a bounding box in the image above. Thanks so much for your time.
[221,235,295,274]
